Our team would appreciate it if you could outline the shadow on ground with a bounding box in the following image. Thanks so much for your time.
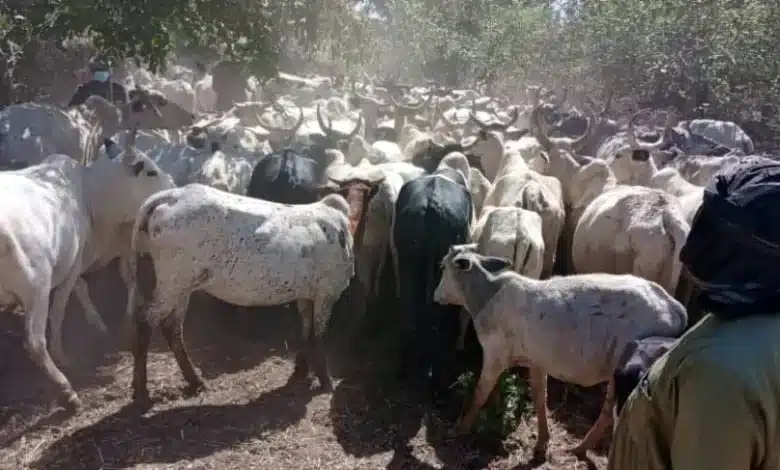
[30,374,317,469]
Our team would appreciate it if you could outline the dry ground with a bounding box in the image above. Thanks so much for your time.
[0,262,608,470]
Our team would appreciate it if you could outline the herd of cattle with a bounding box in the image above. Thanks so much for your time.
[0,58,769,458]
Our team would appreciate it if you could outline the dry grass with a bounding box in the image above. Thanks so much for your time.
[0,262,608,470]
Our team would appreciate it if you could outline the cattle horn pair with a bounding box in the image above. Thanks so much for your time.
[316,103,364,142]
[530,97,595,158]
[469,101,519,132]
[391,92,434,115]
[627,108,676,151]
[257,102,305,136]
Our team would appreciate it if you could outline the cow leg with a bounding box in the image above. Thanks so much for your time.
[310,297,334,392]
[25,286,81,411]
[455,309,470,350]
[160,296,204,396]
[373,241,388,299]
[130,300,154,406]
[48,267,82,369]
[390,239,401,301]
[131,291,195,406]
[529,366,551,456]
[456,349,506,433]
[292,299,312,381]
[73,277,108,335]
[567,379,615,457]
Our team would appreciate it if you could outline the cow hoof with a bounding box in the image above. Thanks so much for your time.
[132,390,152,410]
[532,442,549,460]
[565,444,588,459]
[318,378,333,393]
[60,392,82,412]
[182,382,207,397]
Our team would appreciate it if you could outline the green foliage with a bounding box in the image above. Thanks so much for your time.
[0,0,359,75]
[2,0,779,144]
[337,0,779,144]
[452,371,530,438]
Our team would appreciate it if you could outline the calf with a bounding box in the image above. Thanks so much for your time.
[0,146,174,411]
[125,184,355,407]
[434,245,687,457]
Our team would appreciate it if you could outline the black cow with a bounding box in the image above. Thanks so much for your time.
[393,167,475,400]
[246,147,324,204]
[613,336,676,415]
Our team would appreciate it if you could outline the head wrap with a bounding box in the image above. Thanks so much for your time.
[680,156,780,319]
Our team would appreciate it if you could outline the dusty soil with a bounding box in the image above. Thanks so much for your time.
[0,262,608,470]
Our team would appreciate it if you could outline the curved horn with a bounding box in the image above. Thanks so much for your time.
[627,108,667,151]
[537,150,550,165]
[469,100,491,129]
[570,104,596,152]
[391,92,434,114]
[191,114,225,134]
[530,102,555,152]
[259,104,305,136]
[428,138,445,152]
[358,89,386,107]
[440,108,464,129]
[460,134,479,151]
[316,102,337,139]
[347,113,364,139]
[471,103,520,132]
[501,106,520,130]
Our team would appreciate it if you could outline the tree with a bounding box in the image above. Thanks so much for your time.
[1,0,361,74]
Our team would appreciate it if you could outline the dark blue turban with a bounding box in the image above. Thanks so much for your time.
[679,156,780,320]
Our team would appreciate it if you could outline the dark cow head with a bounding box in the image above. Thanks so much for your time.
[411,138,484,174]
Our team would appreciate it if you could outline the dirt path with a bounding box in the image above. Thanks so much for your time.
[0,264,608,470]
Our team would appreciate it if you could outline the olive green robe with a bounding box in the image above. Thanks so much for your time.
[608,314,780,470]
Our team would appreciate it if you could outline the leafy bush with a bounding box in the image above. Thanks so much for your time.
[451,370,530,439]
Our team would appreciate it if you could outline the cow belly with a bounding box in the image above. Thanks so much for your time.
[200,253,325,307]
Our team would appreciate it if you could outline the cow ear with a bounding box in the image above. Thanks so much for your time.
[453,256,473,271]
[481,256,512,273]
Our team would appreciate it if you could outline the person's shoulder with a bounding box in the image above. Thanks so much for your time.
[661,314,780,392]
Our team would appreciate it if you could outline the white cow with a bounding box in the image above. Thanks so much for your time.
[0,90,194,168]
[434,245,687,457]
[0,143,175,411]
[124,184,355,406]
[148,77,197,114]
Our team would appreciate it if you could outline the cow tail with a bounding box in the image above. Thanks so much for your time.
[512,209,532,275]
[662,207,690,311]
[123,193,173,335]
